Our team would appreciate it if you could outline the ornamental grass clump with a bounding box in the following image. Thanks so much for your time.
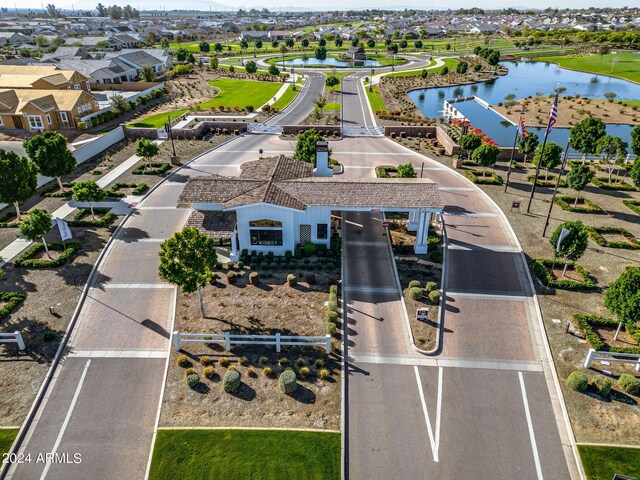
[203,366,215,379]
[176,355,190,367]
[287,273,297,287]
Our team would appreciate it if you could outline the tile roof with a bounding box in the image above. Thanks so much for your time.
[178,156,443,211]
[185,210,236,239]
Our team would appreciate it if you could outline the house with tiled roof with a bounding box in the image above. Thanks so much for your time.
[177,143,443,260]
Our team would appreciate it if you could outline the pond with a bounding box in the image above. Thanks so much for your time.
[408,60,640,148]
[278,57,382,68]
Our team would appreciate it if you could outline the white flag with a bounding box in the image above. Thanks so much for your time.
[56,218,73,241]
[556,227,570,252]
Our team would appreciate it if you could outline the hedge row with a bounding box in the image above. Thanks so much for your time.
[42,182,75,198]
[623,200,640,215]
[554,195,604,214]
[573,314,640,354]
[132,162,172,175]
[463,169,503,185]
[67,208,117,227]
[0,292,26,320]
[526,174,567,188]
[532,258,597,291]
[110,182,149,196]
[15,241,81,268]
[0,212,19,229]
[591,176,636,191]
[587,226,640,250]
[326,284,338,335]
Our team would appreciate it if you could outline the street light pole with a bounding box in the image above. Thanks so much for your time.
[369,67,374,92]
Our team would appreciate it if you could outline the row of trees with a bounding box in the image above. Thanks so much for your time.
[0,132,76,221]
[95,3,139,19]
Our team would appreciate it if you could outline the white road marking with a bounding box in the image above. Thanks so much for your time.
[67,350,168,358]
[447,244,520,253]
[435,366,443,455]
[343,286,399,294]
[439,187,475,191]
[40,359,91,480]
[115,238,165,243]
[414,366,439,462]
[101,283,173,290]
[519,371,544,480]
[442,212,498,218]
[445,291,528,300]
[350,353,543,372]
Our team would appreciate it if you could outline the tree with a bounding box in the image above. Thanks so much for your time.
[472,143,500,175]
[240,40,249,52]
[187,53,195,64]
[549,221,589,275]
[367,39,376,48]
[456,61,468,74]
[268,64,280,75]
[595,135,628,183]
[565,163,594,206]
[209,56,219,70]
[72,181,106,220]
[24,131,76,193]
[414,40,423,49]
[532,141,563,180]
[109,93,130,114]
[388,43,399,54]
[175,34,183,45]
[255,39,263,50]
[19,209,53,258]
[213,42,223,53]
[569,117,606,161]
[313,94,327,116]
[351,38,359,47]
[35,36,50,48]
[318,38,326,47]
[605,266,640,326]
[0,150,38,220]
[301,38,309,49]
[517,132,539,165]
[399,40,408,49]
[630,159,640,190]
[96,3,107,16]
[135,138,159,170]
[325,75,340,89]
[603,91,617,102]
[271,40,279,48]
[139,64,155,82]
[397,163,417,178]
[441,65,449,75]
[199,41,210,52]
[46,4,59,17]
[175,47,188,62]
[334,37,343,48]
[294,129,324,165]
[421,69,428,79]
[315,46,327,60]
[160,38,169,49]
[285,38,294,48]
[158,227,218,318]
[630,124,640,157]
[279,43,288,65]
[244,60,257,74]
[459,133,483,160]
[598,44,610,60]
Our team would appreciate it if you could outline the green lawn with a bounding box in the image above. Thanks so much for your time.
[128,79,282,128]
[366,86,387,112]
[169,43,201,53]
[324,103,340,111]
[578,445,640,480]
[0,429,18,457]
[271,84,299,110]
[149,429,340,480]
[386,57,459,78]
[535,52,640,84]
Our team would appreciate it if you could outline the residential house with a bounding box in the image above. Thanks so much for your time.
[0,65,91,91]
[52,58,138,85]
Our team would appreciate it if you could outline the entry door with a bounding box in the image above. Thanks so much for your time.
[300,225,311,244]
[12,115,23,129]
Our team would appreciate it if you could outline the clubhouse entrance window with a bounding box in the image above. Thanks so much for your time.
[317,223,328,240]
[249,219,283,246]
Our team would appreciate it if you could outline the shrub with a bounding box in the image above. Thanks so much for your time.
[176,355,190,367]
[246,367,255,377]
[314,359,324,369]
[326,310,338,323]
[306,273,316,284]
[425,281,438,292]
[238,356,249,366]
[259,356,268,365]
[532,259,597,291]
[249,271,259,285]
[223,370,241,393]
[203,366,216,379]
[326,321,337,335]
[278,357,289,367]
[409,287,423,300]
[408,280,421,289]
[0,292,26,320]
[131,162,172,175]
[328,299,338,311]
[15,241,81,268]
[279,370,297,394]
[287,273,297,287]
[263,366,273,377]
[618,374,640,395]
[218,358,230,368]
[428,290,441,305]
[566,371,588,392]
[185,367,197,377]
[186,373,200,388]
[199,355,213,366]
[226,271,237,284]
[300,367,311,378]
[319,368,330,379]
[296,357,306,367]
[589,375,612,396]
[227,364,237,371]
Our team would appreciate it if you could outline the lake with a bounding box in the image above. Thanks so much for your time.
[408,60,640,149]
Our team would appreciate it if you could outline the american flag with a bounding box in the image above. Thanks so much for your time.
[517,117,529,138]
[546,94,558,136]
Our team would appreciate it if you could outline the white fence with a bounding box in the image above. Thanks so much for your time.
[0,331,25,350]
[72,125,125,164]
[173,331,331,354]
[584,348,640,372]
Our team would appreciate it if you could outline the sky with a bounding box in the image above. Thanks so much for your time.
[9,0,636,12]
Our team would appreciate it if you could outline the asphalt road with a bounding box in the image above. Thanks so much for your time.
[267,72,326,126]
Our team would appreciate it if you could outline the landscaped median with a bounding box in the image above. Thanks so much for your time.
[0,428,18,457]
[578,444,640,480]
[149,428,340,480]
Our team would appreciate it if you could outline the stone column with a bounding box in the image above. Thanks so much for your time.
[230,229,240,262]
[413,209,429,254]
[407,210,418,232]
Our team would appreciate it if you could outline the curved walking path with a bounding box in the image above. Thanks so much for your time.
[371,56,445,85]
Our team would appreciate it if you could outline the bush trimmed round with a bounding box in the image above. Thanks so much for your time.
[426,281,438,292]
[263,366,272,377]
[185,367,197,377]
[176,354,190,367]
[199,355,213,366]
[589,375,612,396]
[566,371,588,392]
[408,280,421,289]
[287,273,297,286]
[249,271,259,285]
[326,321,337,335]
[223,370,241,393]
[279,370,297,394]
[226,271,237,284]
[618,374,640,395]
[326,310,338,323]
[203,366,215,379]
[409,287,423,300]
[428,290,440,305]
[186,373,200,388]
[328,299,338,311]
[319,368,330,379]
[300,367,311,378]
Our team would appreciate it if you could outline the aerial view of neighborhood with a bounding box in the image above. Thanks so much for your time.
[0,0,639,478]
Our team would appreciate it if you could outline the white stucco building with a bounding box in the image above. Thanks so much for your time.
[177,144,444,260]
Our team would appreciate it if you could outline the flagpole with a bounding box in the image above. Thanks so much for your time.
[542,138,571,237]
[526,91,558,213]
[504,107,523,193]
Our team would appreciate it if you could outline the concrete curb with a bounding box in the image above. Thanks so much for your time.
[340,214,347,480]
[389,138,584,479]
[157,426,341,433]
[0,135,243,480]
